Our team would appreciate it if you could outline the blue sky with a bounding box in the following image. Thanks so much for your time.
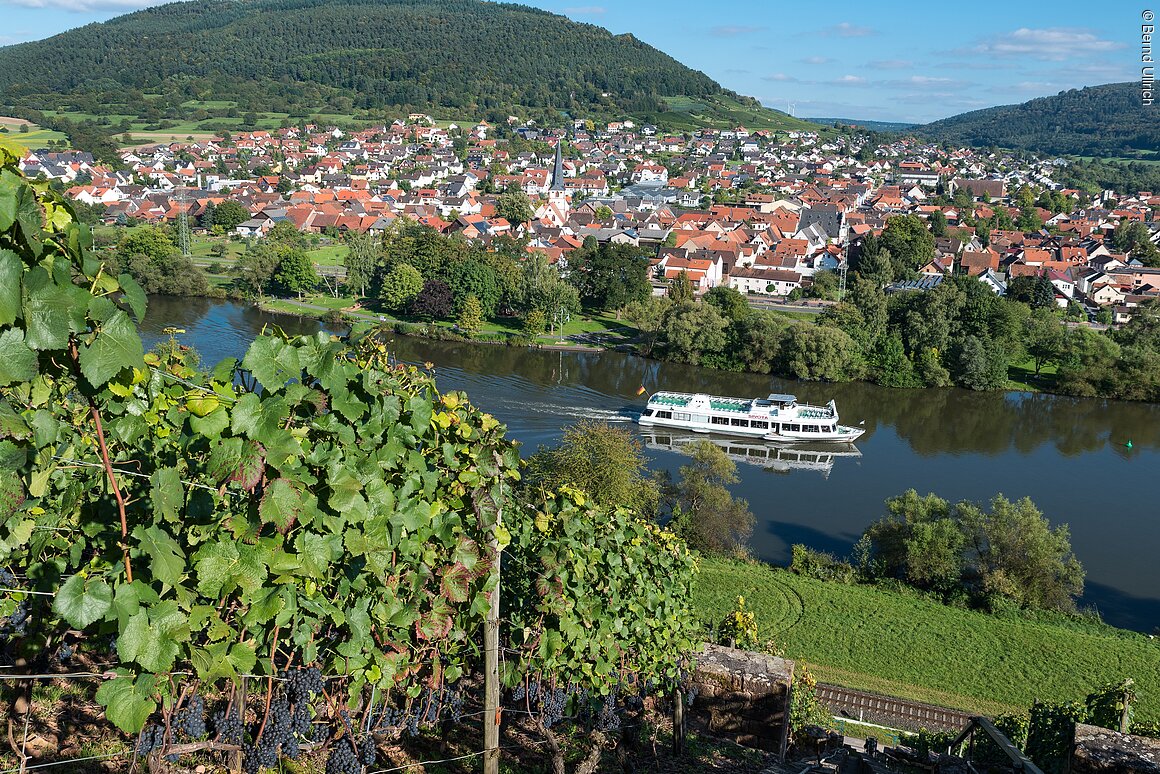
[0,0,1143,122]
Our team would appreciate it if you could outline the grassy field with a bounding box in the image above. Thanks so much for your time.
[0,116,69,147]
[1007,357,1059,392]
[656,95,823,133]
[692,558,1160,722]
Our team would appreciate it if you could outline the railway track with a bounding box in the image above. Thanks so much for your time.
[816,683,973,733]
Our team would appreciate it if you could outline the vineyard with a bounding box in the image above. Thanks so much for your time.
[0,137,701,773]
[693,558,1160,722]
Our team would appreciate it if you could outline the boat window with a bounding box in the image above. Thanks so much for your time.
[693,415,708,423]
[750,420,768,429]
[642,409,653,417]
[786,424,800,432]
[770,423,780,433]
[656,411,672,420]
[710,416,729,425]
[729,417,749,427]
[674,412,690,421]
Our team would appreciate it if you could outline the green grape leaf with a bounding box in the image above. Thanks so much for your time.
[189,405,230,438]
[52,574,113,629]
[0,328,37,386]
[0,170,18,232]
[195,541,267,597]
[0,249,20,326]
[116,273,147,321]
[259,478,303,532]
[149,467,184,522]
[132,524,186,589]
[242,335,300,391]
[228,641,257,674]
[95,674,157,734]
[118,608,181,672]
[22,282,75,351]
[78,310,144,388]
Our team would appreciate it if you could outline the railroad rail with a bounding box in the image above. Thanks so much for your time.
[815,683,973,733]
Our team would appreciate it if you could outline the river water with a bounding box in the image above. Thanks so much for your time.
[140,297,1160,632]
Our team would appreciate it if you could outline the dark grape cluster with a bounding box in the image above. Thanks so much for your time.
[445,687,464,723]
[325,739,362,774]
[284,666,323,703]
[135,724,166,757]
[511,682,527,701]
[359,737,377,767]
[212,706,244,744]
[539,686,568,729]
[596,690,621,732]
[1,599,29,637]
[57,642,73,661]
[174,694,207,740]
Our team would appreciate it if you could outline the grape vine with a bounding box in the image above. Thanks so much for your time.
[0,138,521,768]
[0,137,703,773]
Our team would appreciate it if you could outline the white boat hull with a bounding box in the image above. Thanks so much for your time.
[638,389,864,444]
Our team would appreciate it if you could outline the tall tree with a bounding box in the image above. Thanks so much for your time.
[525,421,660,516]
[665,440,754,557]
[379,262,424,312]
[343,231,379,298]
[213,200,250,231]
[496,186,534,225]
[272,249,318,299]
[880,215,936,274]
[457,293,484,336]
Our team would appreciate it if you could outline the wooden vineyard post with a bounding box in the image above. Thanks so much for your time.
[484,505,502,774]
[672,687,686,755]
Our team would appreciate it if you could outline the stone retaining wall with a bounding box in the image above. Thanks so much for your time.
[692,643,794,757]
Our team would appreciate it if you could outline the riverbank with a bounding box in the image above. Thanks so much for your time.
[692,557,1160,722]
[252,295,632,352]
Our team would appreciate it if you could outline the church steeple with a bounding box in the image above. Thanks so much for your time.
[551,139,565,192]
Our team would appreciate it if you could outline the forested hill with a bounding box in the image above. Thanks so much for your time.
[918,82,1159,158]
[0,0,811,131]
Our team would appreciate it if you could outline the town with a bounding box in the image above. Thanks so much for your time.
[21,114,1160,326]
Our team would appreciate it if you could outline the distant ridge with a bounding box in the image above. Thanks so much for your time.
[917,83,1159,158]
[807,117,917,132]
[0,0,819,133]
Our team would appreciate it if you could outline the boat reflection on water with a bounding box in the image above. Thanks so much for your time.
[638,428,861,479]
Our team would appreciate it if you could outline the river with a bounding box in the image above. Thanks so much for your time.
[140,297,1160,632]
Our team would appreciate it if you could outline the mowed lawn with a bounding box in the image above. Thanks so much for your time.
[693,558,1160,721]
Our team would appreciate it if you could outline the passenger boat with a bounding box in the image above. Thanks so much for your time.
[637,390,865,443]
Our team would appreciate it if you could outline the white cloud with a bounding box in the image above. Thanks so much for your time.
[710,24,764,37]
[830,74,867,86]
[968,27,1124,61]
[762,72,799,83]
[820,22,875,38]
[881,75,972,91]
[4,0,167,9]
[800,55,832,65]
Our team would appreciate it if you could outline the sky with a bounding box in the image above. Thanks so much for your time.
[0,0,1145,123]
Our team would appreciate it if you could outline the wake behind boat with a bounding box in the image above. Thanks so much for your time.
[637,390,865,443]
